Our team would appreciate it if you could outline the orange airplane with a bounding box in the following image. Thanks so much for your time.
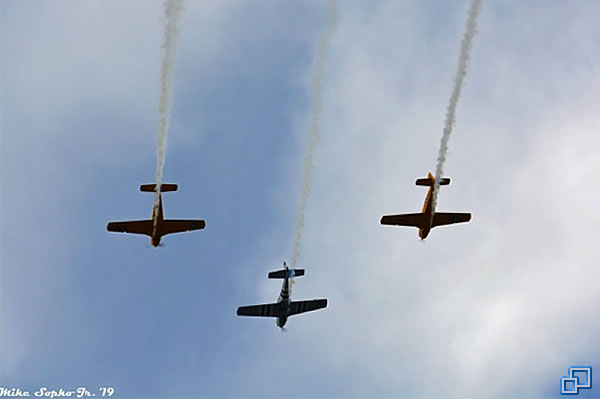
[107,184,205,247]
[380,172,471,239]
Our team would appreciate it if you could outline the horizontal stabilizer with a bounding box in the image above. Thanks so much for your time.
[140,183,178,192]
[415,177,450,186]
[268,268,305,279]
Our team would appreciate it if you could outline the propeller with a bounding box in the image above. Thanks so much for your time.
[145,243,166,248]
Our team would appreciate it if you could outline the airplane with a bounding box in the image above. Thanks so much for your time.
[380,172,471,239]
[106,183,205,247]
[237,262,328,329]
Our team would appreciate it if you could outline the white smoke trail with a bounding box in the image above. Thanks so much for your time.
[153,0,185,234]
[431,0,482,222]
[290,0,337,268]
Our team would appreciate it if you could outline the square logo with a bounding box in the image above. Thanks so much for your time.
[561,367,592,395]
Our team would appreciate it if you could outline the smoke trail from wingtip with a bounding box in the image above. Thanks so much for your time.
[153,0,185,234]
[290,0,337,268]
[431,0,482,222]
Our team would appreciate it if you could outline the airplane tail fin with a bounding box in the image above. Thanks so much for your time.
[140,184,178,192]
[415,173,450,187]
[268,268,305,279]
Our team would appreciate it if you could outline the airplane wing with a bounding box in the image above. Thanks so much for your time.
[380,213,425,228]
[106,220,153,236]
[237,303,282,318]
[289,299,328,316]
[161,219,206,236]
[431,212,471,227]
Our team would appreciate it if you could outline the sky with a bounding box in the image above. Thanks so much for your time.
[1,1,600,398]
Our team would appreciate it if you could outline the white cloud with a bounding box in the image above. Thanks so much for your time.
[249,1,600,396]
[3,0,600,396]
[0,0,251,383]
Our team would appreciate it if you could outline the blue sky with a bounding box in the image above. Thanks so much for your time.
[2,1,600,398]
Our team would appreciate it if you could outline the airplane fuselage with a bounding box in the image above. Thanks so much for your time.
[150,194,164,247]
[419,184,435,239]
[275,273,292,328]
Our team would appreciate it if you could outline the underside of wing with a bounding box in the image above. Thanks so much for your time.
[106,220,153,236]
[161,219,206,236]
[289,299,328,316]
[237,303,282,318]
[380,213,425,228]
[432,212,471,227]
